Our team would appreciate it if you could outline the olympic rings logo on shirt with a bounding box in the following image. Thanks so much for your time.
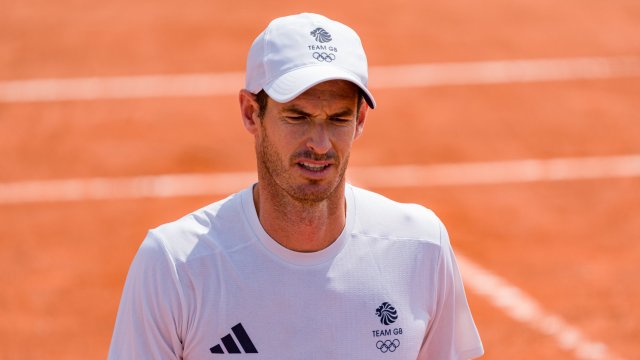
[312,52,336,62]
[376,339,400,353]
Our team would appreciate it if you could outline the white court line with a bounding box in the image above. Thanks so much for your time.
[1,154,639,205]
[370,56,640,88]
[457,255,624,360]
[0,172,257,204]
[0,72,244,103]
[347,154,640,188]
[1,56,640,103]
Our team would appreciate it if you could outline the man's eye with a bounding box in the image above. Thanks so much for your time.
[331,117,351,124]
[286,116,307,121]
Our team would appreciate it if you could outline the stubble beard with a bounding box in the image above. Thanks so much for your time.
[256,130,349,206]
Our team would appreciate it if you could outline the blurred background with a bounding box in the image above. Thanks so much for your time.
[1,0,639,359]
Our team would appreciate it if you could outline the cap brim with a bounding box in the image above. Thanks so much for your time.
[263,65,376,109]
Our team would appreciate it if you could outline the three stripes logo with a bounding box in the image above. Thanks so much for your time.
[210,323,258,354]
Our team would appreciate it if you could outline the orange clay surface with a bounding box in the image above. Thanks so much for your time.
[1,0,640,359]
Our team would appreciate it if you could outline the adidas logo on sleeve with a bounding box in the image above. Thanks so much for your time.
[210,323,258,354]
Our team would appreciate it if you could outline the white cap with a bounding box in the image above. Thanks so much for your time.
[245,13,376,109]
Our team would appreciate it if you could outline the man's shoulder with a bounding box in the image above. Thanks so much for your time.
[349,185,443,245]
[147,190,248,263]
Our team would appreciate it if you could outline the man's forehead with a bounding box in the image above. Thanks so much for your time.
[270,85,359,118]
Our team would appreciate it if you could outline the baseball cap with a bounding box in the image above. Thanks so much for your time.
[245,13,376,109]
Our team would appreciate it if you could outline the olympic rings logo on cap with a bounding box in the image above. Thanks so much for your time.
[312,52,336,62]
[376,339,400,353]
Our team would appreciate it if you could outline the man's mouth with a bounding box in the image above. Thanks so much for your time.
[297,161,331,172]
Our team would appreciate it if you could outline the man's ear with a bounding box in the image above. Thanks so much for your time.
[239,89,261,135]
[354,103,368,140]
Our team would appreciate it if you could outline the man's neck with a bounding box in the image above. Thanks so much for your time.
[252,183,347,253]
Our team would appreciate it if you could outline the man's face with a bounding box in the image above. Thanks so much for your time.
[254,80,366,204]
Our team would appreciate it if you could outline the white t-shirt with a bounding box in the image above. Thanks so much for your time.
[108,184,483,359]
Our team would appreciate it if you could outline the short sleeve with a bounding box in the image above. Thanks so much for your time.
[108,231,185,359]
[417,220,484,359]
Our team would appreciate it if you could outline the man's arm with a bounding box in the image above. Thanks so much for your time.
[417,220,484,360]
[108,232,185,359]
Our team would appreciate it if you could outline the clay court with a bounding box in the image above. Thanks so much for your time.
[1,0,639,359]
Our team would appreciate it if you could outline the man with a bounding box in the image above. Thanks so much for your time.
[109,13,483,359]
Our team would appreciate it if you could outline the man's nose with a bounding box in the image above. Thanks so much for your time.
[306,123,331,155]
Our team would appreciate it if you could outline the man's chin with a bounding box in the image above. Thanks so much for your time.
[288,181,343,204]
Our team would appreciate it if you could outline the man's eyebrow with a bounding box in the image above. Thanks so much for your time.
[329,109,355,118]
[281,106,312,117]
